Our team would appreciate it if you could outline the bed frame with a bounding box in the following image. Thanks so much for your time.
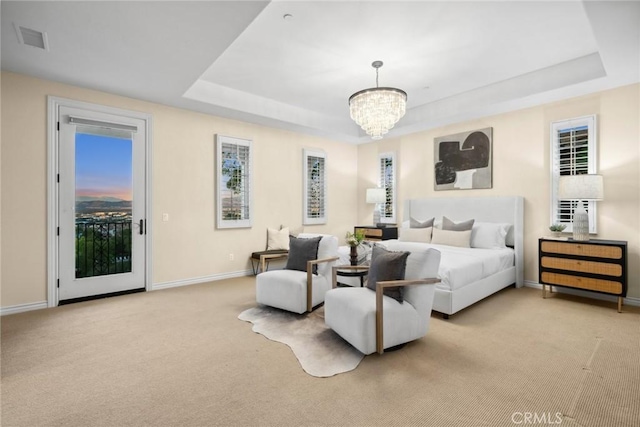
[403,196,524,317]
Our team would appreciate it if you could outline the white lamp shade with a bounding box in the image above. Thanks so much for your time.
[558,174,604,201]
[366,188,386,204]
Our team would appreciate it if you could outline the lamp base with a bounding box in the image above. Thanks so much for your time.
[572,202,590,241]
[373,210,381,227]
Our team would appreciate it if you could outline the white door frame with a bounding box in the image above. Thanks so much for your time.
[47,96,153,307]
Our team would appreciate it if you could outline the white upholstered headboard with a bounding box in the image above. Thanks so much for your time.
[403,196,524,287]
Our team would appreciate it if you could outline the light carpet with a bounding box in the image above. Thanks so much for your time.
[238,305,364,377]
[2,277,639,426]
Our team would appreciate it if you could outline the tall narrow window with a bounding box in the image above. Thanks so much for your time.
[378,152,396,223]
[216,135,252,229]
[303,149,327,225]
[550,115,597,232]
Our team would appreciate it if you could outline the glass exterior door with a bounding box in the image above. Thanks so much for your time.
[58,106,146,301]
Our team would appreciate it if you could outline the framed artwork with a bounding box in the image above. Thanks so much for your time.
[216,135,252,229]
[434,127,492,191]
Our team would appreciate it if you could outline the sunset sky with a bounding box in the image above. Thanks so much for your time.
[75,133,132,201]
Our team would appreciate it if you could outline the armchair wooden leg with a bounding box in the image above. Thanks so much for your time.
[375,287,384,354]
[306,264,313,313]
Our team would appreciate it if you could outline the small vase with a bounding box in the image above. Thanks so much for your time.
[349,245,358,266]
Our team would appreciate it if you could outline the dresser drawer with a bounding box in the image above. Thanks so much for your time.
[363,229,383,238]
[541,272,623,294]
[541,241,622,259]
[540,256,622,277]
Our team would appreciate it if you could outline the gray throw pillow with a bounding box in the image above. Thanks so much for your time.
[366,245,410,303]
[410,217,435,229]
[442,216,475,231]
[285,236,322,273]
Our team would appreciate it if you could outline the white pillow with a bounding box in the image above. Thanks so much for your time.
[431,228,471,248]
[471,222,510,249]
[267,227,289,250]
[398,227,432,243]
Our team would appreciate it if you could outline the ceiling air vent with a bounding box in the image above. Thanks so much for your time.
[14,23,49,51]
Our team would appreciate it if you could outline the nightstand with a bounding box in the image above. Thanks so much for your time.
[354,225,398,241]
[538,238,627,312]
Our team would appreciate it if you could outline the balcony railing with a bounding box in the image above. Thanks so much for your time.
[75,221,132,278]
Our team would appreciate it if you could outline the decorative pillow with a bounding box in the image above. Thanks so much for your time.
[398,227,432,243]
[471,222,511,249]
[267,228,289,251]
[431,228,472,248]
[267,227,290,250]
[410,217,435,229]
[442,216,475,231]
[366,245,410,303]
[285,236,322,273]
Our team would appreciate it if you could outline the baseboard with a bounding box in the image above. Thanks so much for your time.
[152,269,253,291]
[523,280,640,307]
[1,301,48,316]
[2,271,253,314]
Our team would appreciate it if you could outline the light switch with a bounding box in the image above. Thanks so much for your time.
[162,213,169,222]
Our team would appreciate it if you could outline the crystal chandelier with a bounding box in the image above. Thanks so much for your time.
[349,61,407,140]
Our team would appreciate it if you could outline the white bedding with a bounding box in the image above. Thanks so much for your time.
[381,240,514,292]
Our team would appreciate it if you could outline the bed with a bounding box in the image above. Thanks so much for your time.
[384,196,524,317]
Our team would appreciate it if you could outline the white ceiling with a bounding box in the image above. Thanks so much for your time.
[2,1,639,144]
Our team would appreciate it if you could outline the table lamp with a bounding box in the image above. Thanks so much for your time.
[366,188,386,226]
[558,174,604,241]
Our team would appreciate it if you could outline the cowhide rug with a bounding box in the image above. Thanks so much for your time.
[238,305,364,377]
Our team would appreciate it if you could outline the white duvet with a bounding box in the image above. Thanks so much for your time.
[381,240,514,292]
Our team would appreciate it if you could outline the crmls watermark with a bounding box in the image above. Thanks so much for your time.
[511,412,563,425]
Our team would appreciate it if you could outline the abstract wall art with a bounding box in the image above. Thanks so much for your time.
[434,127,492,191]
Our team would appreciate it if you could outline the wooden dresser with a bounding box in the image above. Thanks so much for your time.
[354,226,398,241]
[538,238,627,312]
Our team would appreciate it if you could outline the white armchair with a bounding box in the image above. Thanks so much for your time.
[324,246,441,355]
[255,233,339,314]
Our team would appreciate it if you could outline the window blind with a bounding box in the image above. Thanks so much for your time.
[378,153,396,223]
[303,150,327,225]
[550,116,596,231]
[221,142,251,221]
[217,135,252,229]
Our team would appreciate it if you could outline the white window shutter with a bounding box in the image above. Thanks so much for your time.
[378,152,396,224]
[303,149,327,225]
[550,115,597,233]
[216,135,252,229]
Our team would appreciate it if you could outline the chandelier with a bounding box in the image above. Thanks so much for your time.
[349,61,407,140]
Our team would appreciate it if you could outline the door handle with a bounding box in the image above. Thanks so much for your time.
[139,219,144,235]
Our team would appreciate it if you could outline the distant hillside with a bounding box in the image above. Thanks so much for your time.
[76,196,128,202]
[76,199,132,213]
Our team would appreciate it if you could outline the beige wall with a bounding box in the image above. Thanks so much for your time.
[358,83,640,299]
[1,71,638,308]
[0,72,358,307]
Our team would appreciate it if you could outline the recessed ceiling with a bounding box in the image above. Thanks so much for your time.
[2,1,639,144]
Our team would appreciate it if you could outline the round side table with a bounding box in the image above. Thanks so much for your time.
[335,266,369,287]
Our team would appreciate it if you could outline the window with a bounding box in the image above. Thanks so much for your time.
[550,115,597,232]
[216,135,252,229]
[303,149,327,225]
[378,152,396,223]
